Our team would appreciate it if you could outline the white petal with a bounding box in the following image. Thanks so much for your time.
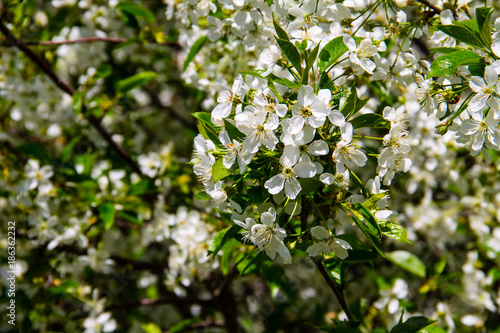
[265,174,286,195]
[311,226,330,240]
[284,178,302,199]
[308,140,329,156]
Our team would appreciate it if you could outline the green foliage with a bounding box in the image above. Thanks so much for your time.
[117,71,157,93]
[115,1,154,24]
[183,36,208,71]
[390,316,438,333]
[427,50,483,78]
[386,251,427,278]
[318,36,348,73]
[99,203,115,230]
[275,36,302,73]
[341,86,369,118]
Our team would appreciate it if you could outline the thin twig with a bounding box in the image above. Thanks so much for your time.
[415,0,442,15]
[0,20,145,176]
[314,259,356,323]
[0,36,182,50]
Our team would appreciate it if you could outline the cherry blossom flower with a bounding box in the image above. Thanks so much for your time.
[250,207,291,264]
[344,35,377,74]
[333,122,367,173]
[468,66,500,117]
[264,145,316,199]
[211,74,247,125]
[289,85,331,134]
[460,113,500,156]
[306,226,352,259]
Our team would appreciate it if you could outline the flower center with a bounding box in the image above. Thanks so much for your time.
[300,106,313,118]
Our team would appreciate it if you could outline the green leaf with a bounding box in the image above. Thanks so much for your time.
[212,159,230,182]
[353,203,381,240]
[115,1,154,24]
[272,13,289,41]
[72,90,83,114]
[275,37,302,73]
[16,143,49,162]
[223,119,245,141]
[418,327,447,333]
[48,279,78,295]
[61,135,82,163]
[340,85,368,118]
[183,35,208,71]
[116,210,143,226]
[98,203,115,230]
[454,19,479,32]
[342,249,378,263]
[194,191,211,201]
[437,24,485,49]
[379,221,410,244]
[93,64,112,79]
[362,192,388,210]
[197,120,220,145]
[476,7,493,47]
[348,211,384,257]
[247,186,270,205]
[208,225,242,259]
[386,250,426,278]
[318,36,348,73]
[169,318,203,333]
[301,43,320,85]
[427,50,482,78]
[267,80,283,103]
[390,316,438,333]
[140,323,162,333]
[299,178,323,193]
[351,113,390,129]
[429,47,461,54]
[117,71,157,93]
[193,111,215,127]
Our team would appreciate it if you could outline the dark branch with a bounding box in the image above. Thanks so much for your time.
[0,36,182,50]
[415,0,442,15]
[314,260,356,323]
[0,20,145,176]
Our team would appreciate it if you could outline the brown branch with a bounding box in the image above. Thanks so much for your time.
[415,0,442,15]
[0,36,182,50]
[314,260,356,323]
[106,296,212,311]
[0,20,145,176]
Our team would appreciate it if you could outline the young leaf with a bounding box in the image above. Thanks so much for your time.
[386,250,426,278]
[476,7,493,47]
[390,316,438,333]
[275,37,302,73]
[208,225,242,259]
[429,47,461,54]
[72,90,83,114]
[212,159,230,182]
[340,85,368,118]
[437,24,485,50]
[427,50,483,78]
[183,36,208,72]
[115,1,154,24]
[223,119,245,141]
[379,221,410,244]
[272,13,289,41]
[353,203,382,240]
[348,211,384,257]
[317,36,348,73]
[99,203,115,230]
[117,71,157,93]
[350,113,390,129]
